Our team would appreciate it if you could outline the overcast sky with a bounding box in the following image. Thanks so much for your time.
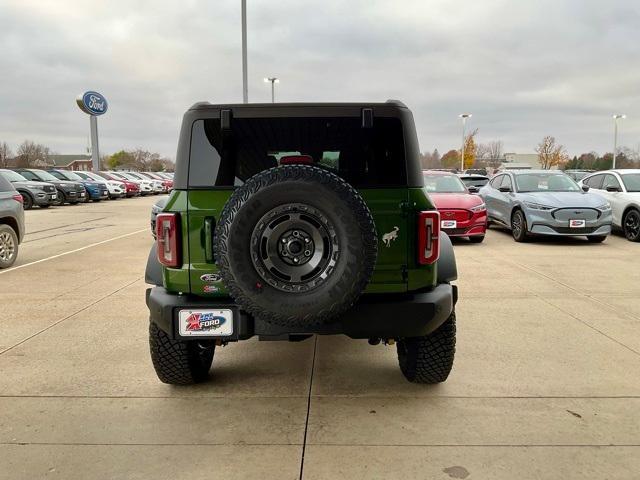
[1,0,639,158]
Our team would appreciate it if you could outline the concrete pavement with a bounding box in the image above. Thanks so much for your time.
[0,196,639,479]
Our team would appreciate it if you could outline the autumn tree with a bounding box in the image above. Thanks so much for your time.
[462,129,478,169]
[535,136,568,169]
[441,149,460,169]
[0,142,12,168]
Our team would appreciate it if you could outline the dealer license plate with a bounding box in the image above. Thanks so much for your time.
[178,309,233,337]
[569,219,586,228]
[441,220,457,229]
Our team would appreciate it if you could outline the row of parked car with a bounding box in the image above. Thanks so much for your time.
[0,168,173,269]
[423,169,640,243]
[0,168,174,209]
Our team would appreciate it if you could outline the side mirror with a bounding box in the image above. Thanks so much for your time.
[581,184,590,192]
[606,185,621,192]
[468,186,480,193]
[498,186,512,193]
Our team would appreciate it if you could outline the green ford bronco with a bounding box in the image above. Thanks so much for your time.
[145,101,458,385]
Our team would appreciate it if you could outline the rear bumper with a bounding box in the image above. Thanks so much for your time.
[146,283,457,341]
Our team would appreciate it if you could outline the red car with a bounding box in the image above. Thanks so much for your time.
[423,170,488,243]
[96,171,140,197]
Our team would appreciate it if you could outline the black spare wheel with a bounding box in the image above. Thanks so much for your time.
[214,165,378,328]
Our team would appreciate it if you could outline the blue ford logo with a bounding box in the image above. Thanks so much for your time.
[76,91,108,116]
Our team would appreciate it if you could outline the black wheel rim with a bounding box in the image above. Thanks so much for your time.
[512,212,523,238]
[251,203,339,292]
[625,211,640,240]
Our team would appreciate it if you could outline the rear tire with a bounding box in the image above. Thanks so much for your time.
[468,235,485,243]
[397,312,456,384]
[623,209,640,242]
[0,224,19,269]
[511,209,528,242]
[149,323,215,385]
[587,235,607,243]
[21,193,33,210]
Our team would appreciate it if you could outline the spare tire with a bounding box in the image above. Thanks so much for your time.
[214,165,377,328]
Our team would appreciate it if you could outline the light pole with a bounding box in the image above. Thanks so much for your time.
[612,114,626,169]
[459,114,472,172]
[241,0,248,103]
[264,77,279,103]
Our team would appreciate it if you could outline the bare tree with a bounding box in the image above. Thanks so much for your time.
[476,140,504,168]
[0,142,12,168]
[16,140,52,168]
[535,136,568,169]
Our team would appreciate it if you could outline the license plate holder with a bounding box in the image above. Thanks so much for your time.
[178,309,234,337]
[441,220,457,229]
[569,219,586,228]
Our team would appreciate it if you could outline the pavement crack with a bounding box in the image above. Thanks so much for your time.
[298,336,318,480]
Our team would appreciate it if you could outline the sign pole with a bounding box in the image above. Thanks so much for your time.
[90,115,100,172]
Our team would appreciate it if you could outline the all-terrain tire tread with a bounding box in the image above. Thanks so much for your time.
[397,313,456,384]
[148,322,214,385]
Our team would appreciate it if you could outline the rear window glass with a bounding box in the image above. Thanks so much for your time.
[0,174,16,192]
[188,117,406,188]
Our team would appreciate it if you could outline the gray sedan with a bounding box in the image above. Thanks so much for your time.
[479,170,612,242]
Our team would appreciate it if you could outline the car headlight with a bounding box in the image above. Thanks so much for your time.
[524,202,554,211]
[470,203,486,212]
[597,203,612,212]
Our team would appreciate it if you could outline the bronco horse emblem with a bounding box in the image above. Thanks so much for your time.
[382,226,399,247]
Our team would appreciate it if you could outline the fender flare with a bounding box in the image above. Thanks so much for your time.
[437,232,457,283]
[145,243,163,286]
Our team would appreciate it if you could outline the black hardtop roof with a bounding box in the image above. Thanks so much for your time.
[188,99,408,112]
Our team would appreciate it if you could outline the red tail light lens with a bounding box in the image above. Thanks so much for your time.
[156,213,181,267]
[12,194,23,204]
[417,211,441,265]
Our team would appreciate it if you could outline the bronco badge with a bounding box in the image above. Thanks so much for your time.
[382,226,399,247]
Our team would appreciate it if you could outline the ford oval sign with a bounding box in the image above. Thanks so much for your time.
[76,91,108,116]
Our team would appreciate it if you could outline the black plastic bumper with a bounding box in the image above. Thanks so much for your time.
[146,283,457,341]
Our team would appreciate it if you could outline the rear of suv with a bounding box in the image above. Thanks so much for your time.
[145,101,458,385]
[0,174,25,268]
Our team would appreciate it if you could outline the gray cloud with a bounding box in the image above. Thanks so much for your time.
[1,0,639,158]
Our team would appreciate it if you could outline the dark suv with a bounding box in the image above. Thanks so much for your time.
[0,174,25,268]
[145,101,458,385]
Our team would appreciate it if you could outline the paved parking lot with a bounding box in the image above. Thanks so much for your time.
[1,196,639,479]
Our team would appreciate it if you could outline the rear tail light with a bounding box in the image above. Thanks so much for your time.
[417,211,441,265]
[156,213,181,267]
[12,194,23,204]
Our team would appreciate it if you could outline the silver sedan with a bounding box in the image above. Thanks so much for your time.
[479,170,612,242]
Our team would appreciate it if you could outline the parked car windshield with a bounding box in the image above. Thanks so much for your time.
[60,171,83,181]
[0,170,28,182]
[460,176,489,187]
[515,173,580,192]
[621,173,640,192]
[423,174,467,193]
[32,170,61,182]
